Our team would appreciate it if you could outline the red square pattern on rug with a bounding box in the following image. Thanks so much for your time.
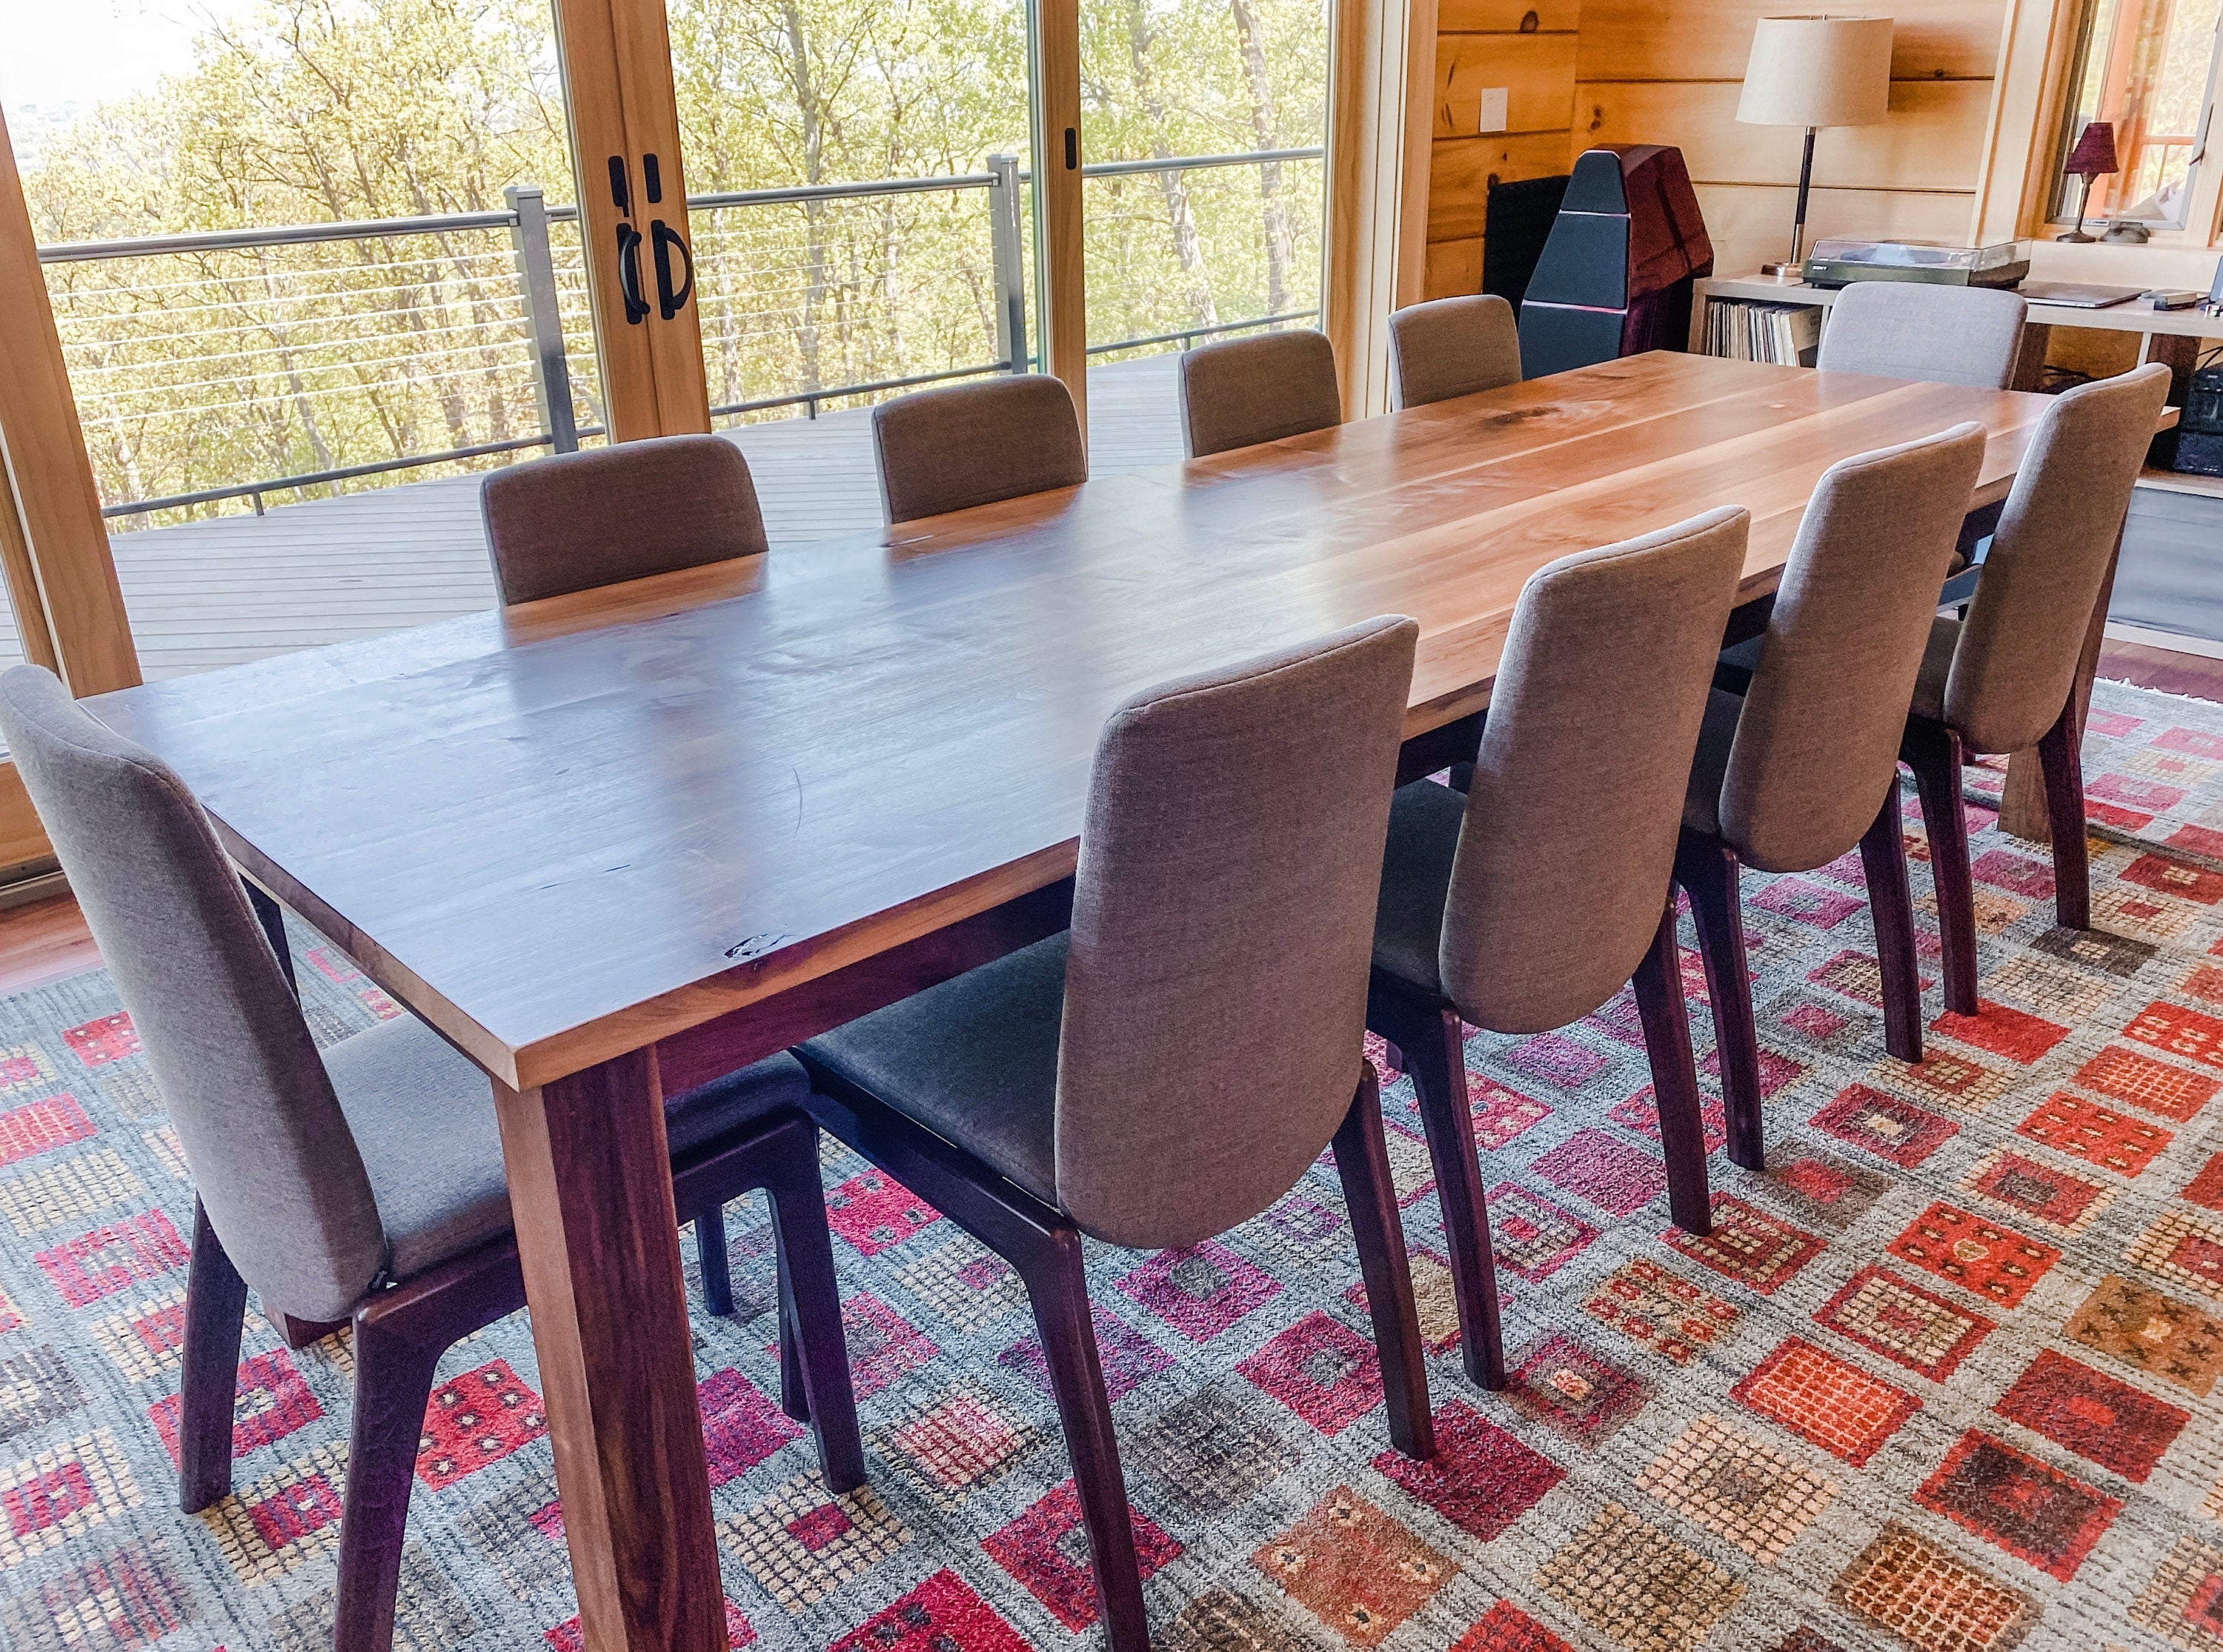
[2186,1154,2223,1211]
[242,1466,345,1555]
[984,1480,1180,1631]
[1372,1399,1564,1539]
[148,1348,320,1468]
[1470,1079,1551,1150]
[1529,1128,1666,1218]
[698,1368,803,1488]
[2184,965,2223,1004]
[1884,1202,2060,1309]
[2122,854,2223,905]
[1237,1310,1383,1435]
[0,1093,95,1170]
[1663,1196,1826,1293]
[1453,1599,1577,1651]
[1993,1348,2188,1483]
[2016,1091,2171,1176]
[1117,1239,1281,1343]
[827,1570,1028,1652]
[2089,800,2156,831]
[1503,1333,1652,1448]
[1971,850,2055,899]
[1730,1336,1918,1467]
[1609,1087,1728,1153]
[60,1014,137,1068]
[1961,1151,2110,1233]
[34,1210,188,1308]
[1913,1430,2121,1582]
[1487,1184,1601,1282]
[416,1359,548,1489]
[823,1169,940,1256]
[1929,1001,2070,1065]
[2090,773,2186,813]
[1808,1085,1958,1168]
[2130,1001,2223,1070]
[2076,1044,2219,1122]
[1701,1045,1807,1099]
[551,1602,754,1651]
[1813,1265,1994,1380]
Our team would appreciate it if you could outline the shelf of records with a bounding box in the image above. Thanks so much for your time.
[1701,298,1824,367]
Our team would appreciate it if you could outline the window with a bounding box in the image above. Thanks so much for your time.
[2049,0,2222,230]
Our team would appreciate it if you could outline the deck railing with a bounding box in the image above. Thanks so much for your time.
[36,147,1323,524]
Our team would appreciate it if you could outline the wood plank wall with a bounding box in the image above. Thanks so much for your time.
[1423,0,2008,296]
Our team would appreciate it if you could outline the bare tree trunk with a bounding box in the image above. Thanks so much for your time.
[1229,0,1293,316]
[1127,0,1217,329]
[782,1,831,394]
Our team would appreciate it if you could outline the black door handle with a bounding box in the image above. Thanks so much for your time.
[616,222,649,324]
[651,219,694,320]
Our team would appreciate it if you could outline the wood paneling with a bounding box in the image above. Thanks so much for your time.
[1424,236,1486,297]
[1034,0,1089,430]
[1694,182,1980,277]
[1429,130,1581,239]
[1435,33,1581,136]
[1574,0,2008,83]
[1575,80,1994,192]
[1439,0,1578,31]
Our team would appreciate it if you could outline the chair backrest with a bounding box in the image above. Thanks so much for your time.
[480,434,768,604]
[872,376,1089,524]
[1946,363,2170,754]
[1440,510,1750,1033]
[1720,422,1988,871]
[0,668,383,1324]
[1177,329,1343,458]
[1816,283,2030,390]
[1389,296,1523,410]
[1054,616,1418,1248]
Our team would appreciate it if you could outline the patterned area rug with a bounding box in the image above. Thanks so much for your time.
[6,684,2223,1651]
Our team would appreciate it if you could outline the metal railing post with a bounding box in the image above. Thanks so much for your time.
[986,154,1029,373]
[505,183,579,454]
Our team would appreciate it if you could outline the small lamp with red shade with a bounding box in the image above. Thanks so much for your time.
[2058,120,2118,242]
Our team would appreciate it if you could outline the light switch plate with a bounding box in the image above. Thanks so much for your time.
[1478,87,1509,133]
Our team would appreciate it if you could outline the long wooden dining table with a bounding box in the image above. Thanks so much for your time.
[89,350,2061,1652]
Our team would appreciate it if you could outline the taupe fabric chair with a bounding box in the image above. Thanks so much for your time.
[1903,363,2172,1013]
[1370,510,1747,1390]
[797,617,1434,1652]
[872,374,1089,523]
[1389,294,1523,408]
[479,433,768,604]
[0,667,863,1652]
[1177,328,1343,458]
[1681,423,1988,1170]
[1816,283,2030,390]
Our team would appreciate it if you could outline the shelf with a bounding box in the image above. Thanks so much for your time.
[2139,466,2223,499]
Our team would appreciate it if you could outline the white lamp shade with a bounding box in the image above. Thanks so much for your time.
[1736,16,1894,128]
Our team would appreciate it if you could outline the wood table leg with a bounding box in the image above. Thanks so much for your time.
[493,1049,726,1652]
[2001,530,2121,843]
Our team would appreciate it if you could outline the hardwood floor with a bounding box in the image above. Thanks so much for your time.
[0,636,2215,993]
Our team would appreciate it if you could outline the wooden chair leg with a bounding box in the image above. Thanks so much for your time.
[1374,990,1504,1390]
[694,1205,734,1318]
[1858,785,1926,1065]
[1675,833,1766,1172]
[1332,1071,1434,1460]
[1015,1232,1149,1652]
[1630,903,1712,1235]
[179,1199,247,1513]
[334,1313,446,1652]
[760,1124,865,1494]
[2038,699,2091,930]
[1904,721,1978,1016]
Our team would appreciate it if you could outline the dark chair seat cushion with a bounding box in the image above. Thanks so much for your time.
[1369,779,1468,1001]
[1681,687,1745,840]
[799,933,1068,1210]
[327,1014,809,1285]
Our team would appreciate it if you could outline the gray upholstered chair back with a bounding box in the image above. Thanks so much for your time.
[1054,616,1418,1248]
[1177,329,1343,458]
[1442,510,1750,1032]
[1722,422,1987,871]
[0,668,384,1324]
[872,376,1089,524]
[480,433,768,604]
[1944,362,2169,754]
[1815,283,2030,390]
[1389,295,1523,409]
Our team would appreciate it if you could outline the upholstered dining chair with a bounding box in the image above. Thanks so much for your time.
[1901,362,2172,1013]
[872,374,1089,523]
[1816,282,2030,390]
[479,433,768,604]
[1177,328,1343,457]
[1369,509,1748,1390]
[795,616,1433,1652]
[1680,423,1988,1171]
[1389,294,1523,408]
[0,667,865,1652]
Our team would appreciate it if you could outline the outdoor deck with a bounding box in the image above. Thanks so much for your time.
[76,353,1191,682]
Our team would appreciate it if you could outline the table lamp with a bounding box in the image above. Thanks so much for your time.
[2057,120,2117,242]
[1737,16,1894,279]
